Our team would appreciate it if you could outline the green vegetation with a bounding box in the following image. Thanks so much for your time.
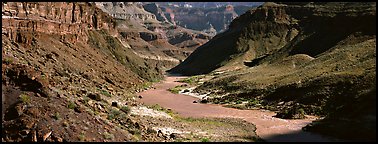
[149,104,176,117]
[142,82,152,89]
[19,93,30,104]
[176,117,225,127]
[245,99,263,107]
[177,76,203,85]
[53,112,60,120]
[100,90,112,97]
[120,106,130,114]
[107,108,122,120]
[82,97,90,106]
[3,57,13,64]
[168,85,185,94]
[276,107,306,119]
[103,132,114,140]
[67,101,76,109]
[87,30,164,82]
[79,132,85,141]
[200,137,210,142]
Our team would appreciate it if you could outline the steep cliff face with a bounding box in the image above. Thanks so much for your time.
[1,2,167,142]
[169,2,375,75]
[161,5,238,34]
[169,3,300,75]
[95,2,157,22]
[158,4,262,36]
[143,3,171,24]
[2,2,117,45]
[95,2,212,62]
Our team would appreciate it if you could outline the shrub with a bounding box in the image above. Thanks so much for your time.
[82,97,90,106]
[53,112,60,120]
[19,93,30,104]
[67,101,76,109]
[3,57,13,64]
[107,109,121,120]
[101,90,112,97]
[120,106,130,114]
[78,132,85,141]
[168,86,184,94]
[103,132,114,140]
[200,137,210,142]
[178,76,201,85]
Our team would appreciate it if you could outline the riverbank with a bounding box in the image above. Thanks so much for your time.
[138,76,340,142]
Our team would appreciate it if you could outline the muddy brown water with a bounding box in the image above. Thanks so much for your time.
[138,76,338,142]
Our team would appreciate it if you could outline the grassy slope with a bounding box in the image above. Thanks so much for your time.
[171,2,376,141]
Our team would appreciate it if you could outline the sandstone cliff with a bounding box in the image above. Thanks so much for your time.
[95,2,212,61]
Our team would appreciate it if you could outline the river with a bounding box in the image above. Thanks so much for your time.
[137,76,338,142]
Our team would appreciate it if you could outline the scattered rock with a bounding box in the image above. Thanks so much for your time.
[88,93,101,101]
[200,99,208,103]
[62,121,69,127]
[183,89,190,93]
[169,133,182,139]
[181,84,188,87]
[157,130,164,137]
[193,101,198,103]
[74,105,84,113]
[56,137,63,142]
[43,131,52,141]
[112,102,118,107]
[31,130,37,142]
[80,89,87,94]
[20,130,30,136]
[138,95,143,99]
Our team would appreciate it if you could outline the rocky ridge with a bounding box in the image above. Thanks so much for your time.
[95,2,212,62]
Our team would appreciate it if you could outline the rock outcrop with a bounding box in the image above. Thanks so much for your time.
[95,2,157,22]
[95,2,212,62]
[169,2,376,75]
[143,3,171,24]
[2,2,117,45]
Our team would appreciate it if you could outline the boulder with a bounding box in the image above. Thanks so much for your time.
[88,93,101,101]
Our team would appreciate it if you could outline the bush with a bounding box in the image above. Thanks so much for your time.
[275,107,306,119]
[53,112,60,120]
[82,97,90,106]
[19,93,30,104]
[3,57,13,64]
[178,76,201,85]
[120,106,130,114]
[200,137,210,142]
[100,90,112,97]
[168,85,184,94]
[103,132,114,140]
[67,101,76,109]
[108,109,122,120]
[79,132,85,141]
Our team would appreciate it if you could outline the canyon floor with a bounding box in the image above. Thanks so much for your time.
[138,75,343,142]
